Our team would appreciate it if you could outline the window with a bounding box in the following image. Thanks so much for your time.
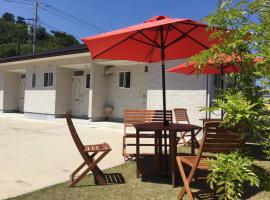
[86,74,91,88]
[144,66,148,72]
[119,72,131,88]
[44,72,53,87]
[32,73,36,88]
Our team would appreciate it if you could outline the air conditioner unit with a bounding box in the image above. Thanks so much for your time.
[104,65,115,75]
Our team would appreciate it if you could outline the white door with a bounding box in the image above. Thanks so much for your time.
[71,75,88,117]
[18,76,25,112]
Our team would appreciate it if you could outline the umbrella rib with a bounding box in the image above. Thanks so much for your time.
[165,25,198,48]
[170,24,209,49]
[137,30,161,48]
[130,37,159,48]
[143,29,160,62]
[93,32,140,59]
[163,24,171,45]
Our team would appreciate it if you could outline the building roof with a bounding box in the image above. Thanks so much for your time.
[0,44,88,64]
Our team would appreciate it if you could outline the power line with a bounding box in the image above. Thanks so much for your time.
[41,7,97,32]
[3,0,107,34]
[40,2,107,33]
[2,0,33,6]
[39,20,62,32]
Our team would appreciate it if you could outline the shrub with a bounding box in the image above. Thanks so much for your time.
[207,152,259,200]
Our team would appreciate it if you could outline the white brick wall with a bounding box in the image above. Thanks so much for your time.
[106,64,147,119]
[0,55,215,122]
[147,60,208,125]
[24,66,56,114]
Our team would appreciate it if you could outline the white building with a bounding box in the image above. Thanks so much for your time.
[0,44,218,124]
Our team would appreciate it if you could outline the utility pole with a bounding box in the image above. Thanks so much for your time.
[32,0,40,53]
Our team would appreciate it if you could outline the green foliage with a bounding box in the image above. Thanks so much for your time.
[207,152,259,200]
[196,1,270,196]
[0,12,79,57]
[196,0,270,157]
[2,12,15,23]
[203,90,262,134]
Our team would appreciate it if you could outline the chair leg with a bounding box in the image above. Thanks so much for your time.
[69,162,86,186]
[122,136,126,157]
[89,150,111,185]
[181,132,189,147]
[69,150,110,187]
[177,159,194,200]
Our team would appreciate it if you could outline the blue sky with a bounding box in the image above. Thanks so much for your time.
[1,0,226,42]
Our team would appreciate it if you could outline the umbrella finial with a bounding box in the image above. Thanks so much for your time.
[144,16,169,23]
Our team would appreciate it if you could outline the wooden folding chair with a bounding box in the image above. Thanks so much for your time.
[176,121,244,200]
[174,108,201,147]
[65,112,111,187]
[122,109,172,161]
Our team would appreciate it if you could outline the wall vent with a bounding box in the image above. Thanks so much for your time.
[104,65,115,75]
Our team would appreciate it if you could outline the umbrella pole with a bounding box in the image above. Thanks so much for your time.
[221,70,224,119]
[205,75,209,118]
[160,26,168,126]
[161,58,168,125]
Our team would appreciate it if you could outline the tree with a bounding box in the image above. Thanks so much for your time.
[0,12,79,58]
[194,1,270,198]
[2,12,15,23]
[16,16,26,24]
[193,0,270,143]
[50,31,78,47]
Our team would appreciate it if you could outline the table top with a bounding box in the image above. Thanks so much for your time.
[134,122,201,132]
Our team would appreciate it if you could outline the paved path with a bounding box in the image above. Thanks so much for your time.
[0,115,125,199]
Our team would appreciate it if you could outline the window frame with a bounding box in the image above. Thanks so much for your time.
[118,71,131,89]
[86,73,91,89]
[43,72,54,87]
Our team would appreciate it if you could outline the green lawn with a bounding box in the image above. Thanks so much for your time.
[8,146,270,200]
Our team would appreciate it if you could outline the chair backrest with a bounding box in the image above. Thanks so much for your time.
[199,121,244,155]
[174,108,190,124]
[65,112,88,160]
[124,109,172,134]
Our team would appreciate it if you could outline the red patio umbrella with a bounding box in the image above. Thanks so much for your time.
[166,56,262,118]
[167,62,240,75]
[82,16,218,124]
[166,56,262,88]
[166,59,240,118]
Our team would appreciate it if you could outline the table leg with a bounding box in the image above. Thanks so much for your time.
[136,129,140,178]
[191,129,195,155]
[170,130,177,187]
[154,131,159,175]
[158,130,162,175]
[164,130,168,172]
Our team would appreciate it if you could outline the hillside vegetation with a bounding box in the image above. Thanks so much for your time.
[0,12,79,58]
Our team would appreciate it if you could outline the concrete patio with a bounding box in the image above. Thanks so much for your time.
[0,114,125,199]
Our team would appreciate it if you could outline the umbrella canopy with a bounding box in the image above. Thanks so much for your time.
[166,55,262,75]
[82,16,217,62]
[166,56,262,119]
[82,16,218,124]
[166,62,240,75]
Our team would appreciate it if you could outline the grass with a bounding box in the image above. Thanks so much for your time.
[8,146,270,200]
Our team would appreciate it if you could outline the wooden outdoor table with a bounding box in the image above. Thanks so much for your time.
[134,122,201,187]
